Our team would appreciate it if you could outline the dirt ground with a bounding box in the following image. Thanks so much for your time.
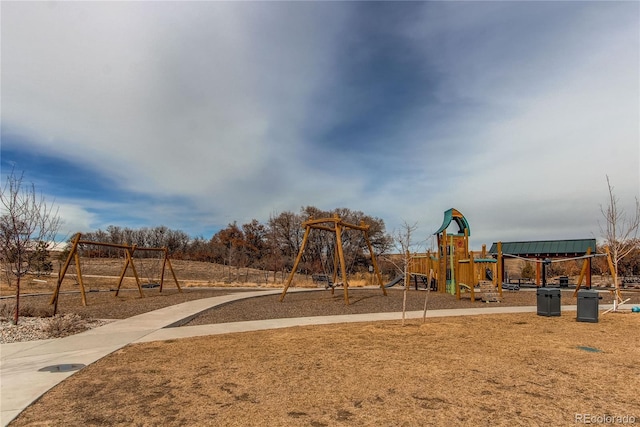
[11,312,639,426]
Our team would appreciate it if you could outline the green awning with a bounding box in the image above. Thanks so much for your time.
[489,239,597,258]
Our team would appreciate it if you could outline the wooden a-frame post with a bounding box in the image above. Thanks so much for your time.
[363,222,387,297]
[51,234,182,314]
[279,216,386,305]
[115,246,182,295]
[115,245,144,297]
[573,247,593,297]
[334,219,350,304]
[51,233,82,315]
[161,248,182,293]
[279,226,312,302]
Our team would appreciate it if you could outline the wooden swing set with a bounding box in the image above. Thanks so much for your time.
[279,216,386,305]
[50,233,182,314]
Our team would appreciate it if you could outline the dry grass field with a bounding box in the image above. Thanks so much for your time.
[10,312,639,426]
[3,259,640,426]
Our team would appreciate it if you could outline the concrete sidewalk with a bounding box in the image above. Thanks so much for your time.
[1,290,592,427]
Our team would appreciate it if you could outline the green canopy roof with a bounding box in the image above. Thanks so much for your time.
[489,239,597,258]
[434,208,471,236]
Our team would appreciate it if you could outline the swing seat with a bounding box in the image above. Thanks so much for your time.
[312,274,334,288]
[141,283,160,289]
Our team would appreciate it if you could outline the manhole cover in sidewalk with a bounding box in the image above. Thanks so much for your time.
[38,363,86,373]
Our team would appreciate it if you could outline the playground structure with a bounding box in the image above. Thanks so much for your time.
[50,233,182,314]
[406,208,501,302]
[282,209,502,304]
[405,208,612,303]
[279,215,386,305]
[282,207,619,306]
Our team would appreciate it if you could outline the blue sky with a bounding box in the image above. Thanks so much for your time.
[1,1,638,249]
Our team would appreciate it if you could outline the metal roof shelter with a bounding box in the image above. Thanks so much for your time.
[489,239,597,258]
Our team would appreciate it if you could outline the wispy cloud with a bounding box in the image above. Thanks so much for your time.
[2,1,638,246]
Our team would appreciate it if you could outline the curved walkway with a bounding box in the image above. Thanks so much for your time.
[0,289,590,426]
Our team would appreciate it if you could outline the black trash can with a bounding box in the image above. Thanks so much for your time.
[559,276,569,287]
[537,288,561,316]
[577,289,600,323]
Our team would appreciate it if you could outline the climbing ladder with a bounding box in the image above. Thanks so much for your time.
[479,280,502,302]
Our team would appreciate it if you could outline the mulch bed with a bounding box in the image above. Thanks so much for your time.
[183,288,523,326]
[3,288,247,320]
[5,287,638,323]
[183,287,640,325]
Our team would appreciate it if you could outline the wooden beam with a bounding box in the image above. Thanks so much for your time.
[340,221,370,232]
[604,246,622,304]
[574,247,592,297]
[116,246,145,298]
[164,253,182,293]
[303,217,339,227]
[115,255,131,296]
[302,216,371,232]
[464,228,469,259]
[77,240,132,250]
[364,231,386,296]
[497,241,503,289]
[335,222,350,305]
[469,251,475,287]
[74,251,87,306]
[279,226,311,302]
[331,244,339,295]
[449,234,455,295]
[438,230,447,293]
[605,246,616,286]
[308,224,336,233]
[50,232,81,310]
[129,247,145,298]
[159,249,167,292]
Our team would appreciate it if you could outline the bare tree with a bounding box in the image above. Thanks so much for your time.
[600,175,640,311]
[392,220,419,326]
[0,169,61,324]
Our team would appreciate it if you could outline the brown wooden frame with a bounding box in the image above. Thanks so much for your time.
[50,233,182,314]
[279,216,386,305]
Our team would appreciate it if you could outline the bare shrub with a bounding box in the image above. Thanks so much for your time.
[27,304,52,318]
[0,301,15,320]
[0,301,51,320]
[42,314,88,338]
[0,302,51,319]
[17,303,39,318]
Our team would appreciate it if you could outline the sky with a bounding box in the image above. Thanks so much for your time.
[1,1,639,250]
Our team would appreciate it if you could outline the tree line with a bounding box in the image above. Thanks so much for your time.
[75,206,394,276]
[75,213,640,280]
